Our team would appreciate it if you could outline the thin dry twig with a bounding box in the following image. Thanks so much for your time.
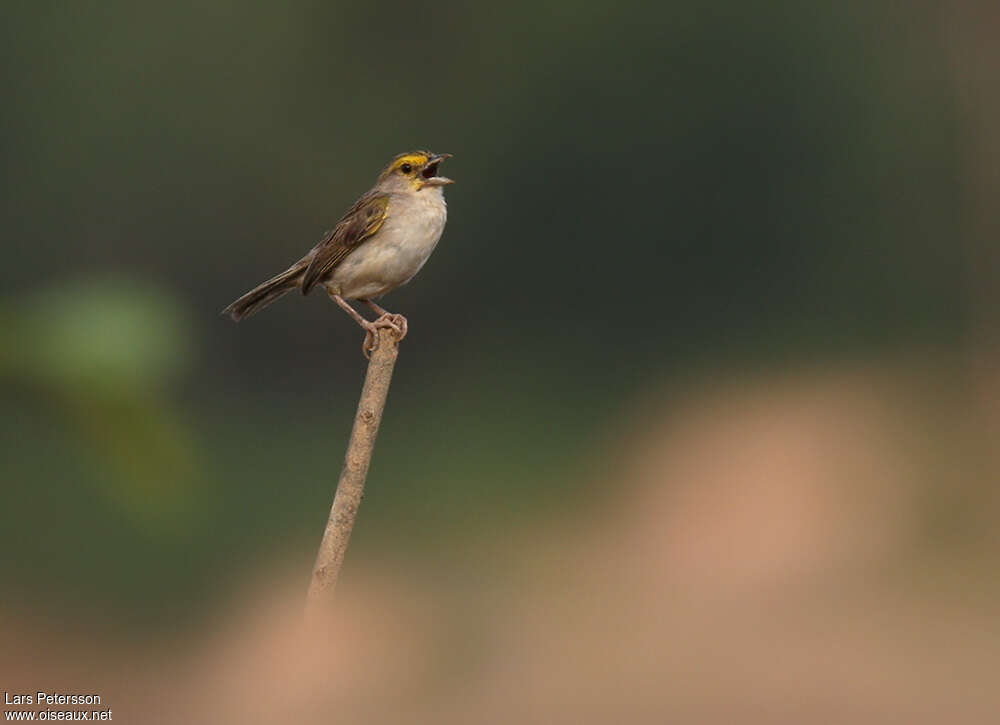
[306,327,401,612]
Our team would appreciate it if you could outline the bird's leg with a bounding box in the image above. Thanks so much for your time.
[362,299,408,341]
[364,300,389,317]
[329,294,402,358]
[330,293,373,328]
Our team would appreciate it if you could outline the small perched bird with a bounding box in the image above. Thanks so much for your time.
[223,150,453,355]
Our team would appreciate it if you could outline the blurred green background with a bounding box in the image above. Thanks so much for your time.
[2,3,998,709]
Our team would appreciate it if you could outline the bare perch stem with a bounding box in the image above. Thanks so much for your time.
[306,327,401,611]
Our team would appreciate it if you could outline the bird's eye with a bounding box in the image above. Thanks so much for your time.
[400,163,412,174]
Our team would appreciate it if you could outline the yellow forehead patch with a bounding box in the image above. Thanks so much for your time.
[390,153,429,172]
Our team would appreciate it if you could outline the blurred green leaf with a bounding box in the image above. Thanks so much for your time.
[1,277,201,532]
[3,278,191,391]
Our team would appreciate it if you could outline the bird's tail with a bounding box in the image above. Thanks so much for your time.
[222,263,306,321]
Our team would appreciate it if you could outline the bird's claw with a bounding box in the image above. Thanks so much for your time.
[383,313,408,339]
[361,313,408,358]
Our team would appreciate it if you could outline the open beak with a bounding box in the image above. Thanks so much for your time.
[421,153,454,186]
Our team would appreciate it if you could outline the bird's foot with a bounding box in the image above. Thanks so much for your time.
[361,313,408,358]
[379,312,408,340]
[363,301,408,338]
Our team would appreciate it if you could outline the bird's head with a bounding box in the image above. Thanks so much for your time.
[376,151,454,193]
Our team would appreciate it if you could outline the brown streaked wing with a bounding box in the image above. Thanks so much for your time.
[301,192,390,294]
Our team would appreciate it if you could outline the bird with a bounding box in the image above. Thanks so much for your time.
[223,150,453,356]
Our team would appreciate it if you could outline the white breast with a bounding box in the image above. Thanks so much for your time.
[327,188,448,300]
